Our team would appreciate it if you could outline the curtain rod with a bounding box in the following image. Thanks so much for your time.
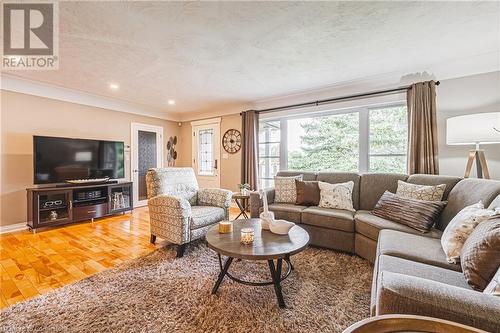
[249,81,440,114]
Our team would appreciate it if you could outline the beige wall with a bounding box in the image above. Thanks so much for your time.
[177,114,242,192]
[437,71,500,179]
[0,90,181,227]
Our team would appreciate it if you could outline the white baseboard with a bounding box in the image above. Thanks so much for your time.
[0,222,28,234]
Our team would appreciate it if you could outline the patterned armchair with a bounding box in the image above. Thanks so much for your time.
[146,167,232,257]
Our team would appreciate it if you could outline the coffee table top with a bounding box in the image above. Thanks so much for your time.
[206,218,309,260]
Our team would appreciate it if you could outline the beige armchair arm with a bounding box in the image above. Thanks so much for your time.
[148,194,192,245]
[197,188,232,220]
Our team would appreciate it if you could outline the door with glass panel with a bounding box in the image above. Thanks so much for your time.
[192,119,221,188]
[131,123,163,207]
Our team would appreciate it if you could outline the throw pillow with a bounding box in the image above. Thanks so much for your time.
[318,181,355,212]
[372,191,447,233]
[461,216,500,291]
[396,180,446,201]
[441,202,498,264]
[484,268,500,296]
[295,180,320,206]
[274,175,303,203]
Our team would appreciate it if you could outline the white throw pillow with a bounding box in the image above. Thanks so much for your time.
[318,181,355,212]
[441,202,498,264]
[484,268,500,296]
[396,180,446,201]
[274,175,303,203]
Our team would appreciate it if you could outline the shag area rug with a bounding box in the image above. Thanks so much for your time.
[1,242,373,333]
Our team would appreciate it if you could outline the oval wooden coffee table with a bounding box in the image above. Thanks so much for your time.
[206,218,309,308]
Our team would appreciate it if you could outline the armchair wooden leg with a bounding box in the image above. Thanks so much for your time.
[176,244,187,258]
[150,234,156,244]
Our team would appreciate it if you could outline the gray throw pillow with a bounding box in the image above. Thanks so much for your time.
[372,191,447,233]
[461,216,500,291]
[295,180,320,206]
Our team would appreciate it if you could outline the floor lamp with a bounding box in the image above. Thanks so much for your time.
[446,112,500,179]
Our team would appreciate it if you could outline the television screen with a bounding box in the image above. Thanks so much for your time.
[33,136,125,184]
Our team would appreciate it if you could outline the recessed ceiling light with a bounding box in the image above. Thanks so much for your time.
[168,100,175,105]
[109,83,119,90]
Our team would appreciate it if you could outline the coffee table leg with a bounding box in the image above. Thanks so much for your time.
[285,254,294,271]
[268,259,286,308]
[212,257,233,295]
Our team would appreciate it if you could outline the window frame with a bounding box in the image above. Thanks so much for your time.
[258,102,407,187]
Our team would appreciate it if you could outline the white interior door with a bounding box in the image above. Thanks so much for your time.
[191,118,221,188]
[131,123,163,207]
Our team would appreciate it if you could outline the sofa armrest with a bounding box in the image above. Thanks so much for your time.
[249,188,275,218]
[148,194,192,244]
[376,271,500,332]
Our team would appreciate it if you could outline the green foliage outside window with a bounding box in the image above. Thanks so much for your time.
[287,105,407,173]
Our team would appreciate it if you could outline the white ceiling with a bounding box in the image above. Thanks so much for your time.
[3,1,500,120]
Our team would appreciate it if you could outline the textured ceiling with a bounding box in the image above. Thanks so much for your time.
[3,1,500,117]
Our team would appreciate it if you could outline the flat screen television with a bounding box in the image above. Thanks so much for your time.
[33,135,125,184]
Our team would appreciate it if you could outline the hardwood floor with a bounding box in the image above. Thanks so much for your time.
[0,206,240,310]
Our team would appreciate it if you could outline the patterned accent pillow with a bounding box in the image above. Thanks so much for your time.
[441,202,498,264]
[274,175,303,203]
[318,181,355,212]
[484,268,500,296]
[396,180,446,201]
[373,191,447,233]
[460,216,500,291]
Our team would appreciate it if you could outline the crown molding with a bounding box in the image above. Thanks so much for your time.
[0,74,180,122]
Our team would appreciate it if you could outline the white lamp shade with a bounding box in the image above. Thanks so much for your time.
[446,112,500,145]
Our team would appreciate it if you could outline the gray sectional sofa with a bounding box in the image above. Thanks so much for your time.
[249,171,500,332]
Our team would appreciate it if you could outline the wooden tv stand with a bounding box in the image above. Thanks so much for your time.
[27,182,133,233]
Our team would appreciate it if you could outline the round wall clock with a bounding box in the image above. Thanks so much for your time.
[222,129,242,154]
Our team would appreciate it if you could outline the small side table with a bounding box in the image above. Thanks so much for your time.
[232,192,250,219]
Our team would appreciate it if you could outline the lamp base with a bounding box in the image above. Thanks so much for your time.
[464,149,490,179]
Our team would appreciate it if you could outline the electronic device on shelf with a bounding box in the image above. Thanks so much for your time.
[33,135,125,185]
[66,177,110,185]
[75,190,102,201]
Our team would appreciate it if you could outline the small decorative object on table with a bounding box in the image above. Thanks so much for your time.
[237,183,251,195]
[259,189,275,230]
[49,210,58,220]
[218,221,233,234]
[269,219,295,235]
[259,189,295,234]
[240,227,254,245]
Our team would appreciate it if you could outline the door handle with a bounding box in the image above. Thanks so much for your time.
[214,159,218,170]
[133,169,138,173]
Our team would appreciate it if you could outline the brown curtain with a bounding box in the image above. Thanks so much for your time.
[407,81,439,174]
[241,110,259,190]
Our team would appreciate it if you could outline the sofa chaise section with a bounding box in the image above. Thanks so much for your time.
[372,230,500,332]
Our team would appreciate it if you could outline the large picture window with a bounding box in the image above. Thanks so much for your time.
[258,104,408,188]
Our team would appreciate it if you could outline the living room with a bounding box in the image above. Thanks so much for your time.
[1,1,499,332]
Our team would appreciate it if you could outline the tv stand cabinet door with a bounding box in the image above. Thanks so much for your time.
[32,189,73,228]
[108,183,133,213]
